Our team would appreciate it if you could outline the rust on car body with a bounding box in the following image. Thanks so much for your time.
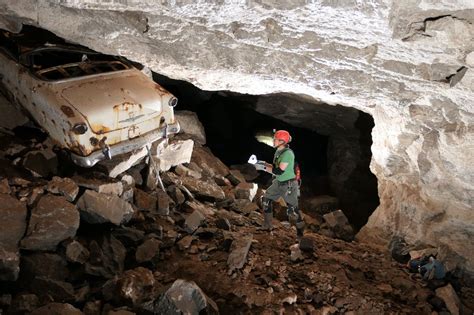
[61,105,75,118]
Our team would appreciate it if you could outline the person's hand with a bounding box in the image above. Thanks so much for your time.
[264,163,272,173]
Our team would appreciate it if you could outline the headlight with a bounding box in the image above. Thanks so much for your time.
[72,123,88,135]
[168,97,178,107]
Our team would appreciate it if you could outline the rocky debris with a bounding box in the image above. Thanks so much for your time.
[103,267,155,306]
[191,146,229,177]
[184,209,206,234]
[85,235,126,279]
[134,188,157,212]
[0,126,472,314]
[436,284,461,315]
[227,169,246,186]
[175,110,207,145]
[0,178,11,193]
[0,193,27,251]
[65,240,90,264]
[322,210,355,241]
[156,190,171,215]
[230,164,259,182]
[290,244,304,262]
[77,190,134,225]
[304,195,339,216]
[227,234,253,273]
[22,149,58,178]
[154,139,194,172]
[234,182,258,201]
[231,199,259,215]
[0,248,20,281]
[216,218,231,230]
[21,195,80,251]
[99,146,148,178]
[167,185,186,205]
[299,236,315,252]
[389,236,411,264]
[47,176,79,202]
[30,276,75,302]
[29,302,83,315]
[135,238,160,264]
[20,252,69,283]
[181,176,225,201]
[9,294,39,314]
[73,175,124,196]
[175,164,201,179]
[154,279,218,314]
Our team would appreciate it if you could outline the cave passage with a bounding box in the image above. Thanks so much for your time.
[154,74,379,231]
[1,24,379,231]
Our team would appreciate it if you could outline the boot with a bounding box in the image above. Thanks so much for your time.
[262,212,273,231]
[296,220,305,239]
[258,197,273,232]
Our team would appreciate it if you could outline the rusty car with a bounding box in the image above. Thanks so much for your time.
[0,27,179,167]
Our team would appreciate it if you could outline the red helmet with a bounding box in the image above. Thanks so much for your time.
[274,130,291,144]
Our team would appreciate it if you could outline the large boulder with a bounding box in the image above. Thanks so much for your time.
[175,111,206,145]
[154,279,218,314]
[21,195,80,251]
[0,193,27,251]
[76,190,134,225]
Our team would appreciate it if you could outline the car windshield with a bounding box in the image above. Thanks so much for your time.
[35,60,130,81]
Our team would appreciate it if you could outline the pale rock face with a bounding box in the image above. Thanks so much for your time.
[0,1,473,271]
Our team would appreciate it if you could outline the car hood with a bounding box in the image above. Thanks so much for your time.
[60,70,170,134]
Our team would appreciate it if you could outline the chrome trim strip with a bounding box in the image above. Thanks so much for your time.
[70,121,180,168]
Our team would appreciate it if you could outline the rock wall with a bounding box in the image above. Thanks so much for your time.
[0,1,473,272]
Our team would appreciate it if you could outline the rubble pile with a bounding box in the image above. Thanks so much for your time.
[0,125,473,314]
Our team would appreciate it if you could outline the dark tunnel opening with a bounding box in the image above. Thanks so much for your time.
[153,74,379,231]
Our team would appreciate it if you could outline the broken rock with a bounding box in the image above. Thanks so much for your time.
[234,182,258,201]
[181,176,225,201]
[191,146,229,177]
[116,267,155,306]
[184,210,206,234]
[305,195,339,216]
[30,277,75,302]
[22,149,58,178]
[30,303,82,315]
[21,195,80,251]
[85,235,126,278]
[155,139,194,172]
[322,210,355,241]
[227,169,246,186]
[435,284,461,315]
[0,247,20,281]
[98,146,148,178]
[227,234,253,273]
[135,238,161,264]
[0,193,27,251]
[175,110,207,145]
[290,244,304,262]
[134,188,157,212]
[66,240,90,264]
[77,190,134,225]
[155,279,218,314]
[47,176,79,202]
[156,189,171,215]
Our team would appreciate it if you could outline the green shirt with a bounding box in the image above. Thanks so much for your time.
[273,148,295,182]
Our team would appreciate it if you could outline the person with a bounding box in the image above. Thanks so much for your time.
[260,130,304,238]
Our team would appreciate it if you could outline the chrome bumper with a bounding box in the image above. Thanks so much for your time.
[70,121,180,168]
